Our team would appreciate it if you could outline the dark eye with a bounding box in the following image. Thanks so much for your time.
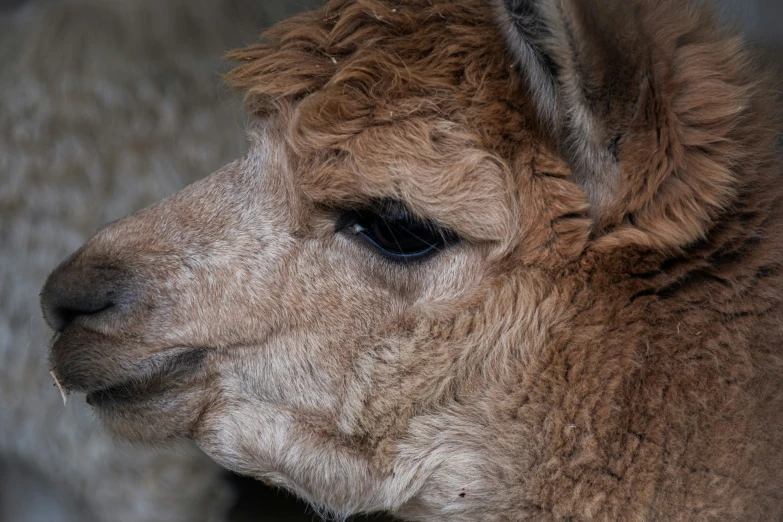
[337,201,458,262]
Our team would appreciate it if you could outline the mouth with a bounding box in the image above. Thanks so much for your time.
[50,330,208,407]
[94,348,208,407]
[88,348,208,406]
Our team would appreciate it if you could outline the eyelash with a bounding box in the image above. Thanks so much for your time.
[336,201,459,263]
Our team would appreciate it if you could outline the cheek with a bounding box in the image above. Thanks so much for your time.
[280,239,409,327]
[214,241,407,406]
[220,331,361,412]
[139,231,298,348]
[211,235,485,414]
[417,248,487,302]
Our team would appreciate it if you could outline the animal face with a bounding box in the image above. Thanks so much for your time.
[40,0,783,519]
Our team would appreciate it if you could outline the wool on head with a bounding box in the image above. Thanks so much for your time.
[226,0,782,254]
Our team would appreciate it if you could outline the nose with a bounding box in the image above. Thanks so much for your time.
[40,255,132,333]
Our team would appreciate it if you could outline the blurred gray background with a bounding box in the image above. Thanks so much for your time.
[719,0,783,70]
[722,0,782,46]
[0,0,776,43]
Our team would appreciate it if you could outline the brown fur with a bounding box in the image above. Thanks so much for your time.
[40,0,782,520]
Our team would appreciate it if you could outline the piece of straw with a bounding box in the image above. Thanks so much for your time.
[50,371,68,407]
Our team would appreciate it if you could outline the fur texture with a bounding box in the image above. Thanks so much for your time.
[37,0,783,520]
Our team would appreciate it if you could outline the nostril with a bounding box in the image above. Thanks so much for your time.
[41,289,118,333]
[55,307,81,331]
[52,303,115,333]
[41,259,131,333]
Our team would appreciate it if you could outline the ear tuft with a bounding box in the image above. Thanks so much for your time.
[494,0,779,252]
[494,0,651,218]
[495,0,562,130]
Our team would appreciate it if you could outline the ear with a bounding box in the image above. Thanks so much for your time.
[495,0,650,218]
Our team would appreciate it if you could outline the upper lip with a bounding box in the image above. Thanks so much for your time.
[49,330,208,406]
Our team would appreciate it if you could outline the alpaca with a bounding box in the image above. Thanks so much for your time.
[39,0,783,520]
[0,0,312,520]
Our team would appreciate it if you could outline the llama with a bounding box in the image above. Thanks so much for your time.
[0,0,312,520]
[39,0,783,520]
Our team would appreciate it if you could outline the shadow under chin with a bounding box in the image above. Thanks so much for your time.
[227,473,402,522]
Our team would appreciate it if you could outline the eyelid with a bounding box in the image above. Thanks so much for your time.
[334,200,429,230]
[376,200,415,221]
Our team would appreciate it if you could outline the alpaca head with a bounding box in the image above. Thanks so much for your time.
[40,0,781,519]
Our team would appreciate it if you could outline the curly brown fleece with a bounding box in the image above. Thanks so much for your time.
[228,0,783,517]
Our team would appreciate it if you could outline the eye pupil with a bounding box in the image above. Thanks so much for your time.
[370,215,438,256]
[338,201,457,262]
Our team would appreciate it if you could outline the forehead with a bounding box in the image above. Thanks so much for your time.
[227,0,539,240]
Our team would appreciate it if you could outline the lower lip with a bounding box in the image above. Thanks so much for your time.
[84,348,208,407]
